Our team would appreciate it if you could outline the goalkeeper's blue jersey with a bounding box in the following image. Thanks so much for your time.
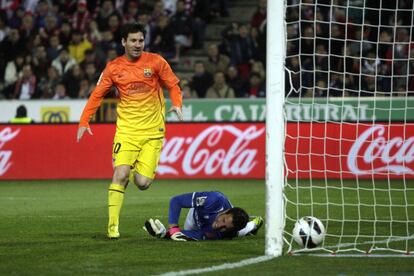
[168,191,233,240]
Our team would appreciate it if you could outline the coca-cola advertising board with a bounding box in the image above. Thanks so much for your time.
[1,123,413,180]
[0,123,265,180]
[285,123,414,179]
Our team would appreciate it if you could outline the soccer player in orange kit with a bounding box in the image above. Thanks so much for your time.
[76,23,183,239]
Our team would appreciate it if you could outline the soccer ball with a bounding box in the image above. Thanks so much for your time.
[292,216,326,248]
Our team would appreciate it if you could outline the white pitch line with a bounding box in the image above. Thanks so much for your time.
[158,255,275,276]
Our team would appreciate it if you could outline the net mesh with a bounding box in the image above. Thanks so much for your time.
[283,0,414,255]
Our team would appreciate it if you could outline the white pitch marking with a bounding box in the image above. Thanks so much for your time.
[158,255,275,276]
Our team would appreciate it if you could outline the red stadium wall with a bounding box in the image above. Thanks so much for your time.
[0,123,413,180]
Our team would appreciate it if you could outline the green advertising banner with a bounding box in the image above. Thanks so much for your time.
[165,97,414,122]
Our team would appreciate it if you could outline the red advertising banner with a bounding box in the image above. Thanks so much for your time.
[285,123,414,179]
[1,123,413,180]
[0,123,265,180]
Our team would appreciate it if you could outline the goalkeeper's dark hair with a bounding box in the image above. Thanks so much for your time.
[121,23,146,40]
[228,207,249,231]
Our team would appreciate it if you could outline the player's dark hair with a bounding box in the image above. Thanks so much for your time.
[121,23,146,41]
[220,207,249,239]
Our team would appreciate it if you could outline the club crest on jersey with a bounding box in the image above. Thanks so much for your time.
[143,68,152,77]
[196,196,207,206]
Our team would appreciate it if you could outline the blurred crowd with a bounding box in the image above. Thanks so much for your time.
[286,0,414,97]
[0,0,267,100]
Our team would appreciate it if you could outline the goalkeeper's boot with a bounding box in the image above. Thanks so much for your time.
[249,216,264,235]
[107,224,120,239]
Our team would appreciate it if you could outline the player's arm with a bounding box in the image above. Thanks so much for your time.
[156,55,183,121]
[168,192,194,227]
[77,65,114,142]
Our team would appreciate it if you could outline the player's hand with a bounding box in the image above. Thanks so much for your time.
[166,226,195,241]
[168,106,183,121]
[143,218,166,238]
[77,126,93,143]
[170,231,193,241]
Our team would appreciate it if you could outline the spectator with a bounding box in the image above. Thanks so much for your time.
[86,20,102,45]
[46,34,62,61]
[250,60,265,80]
[137,12,153,51]
[10,104,34,123]
[38,13,59,45]
[51,47,77,75]
[204,43,230,75]
[31,45,49,80]
[191,0,209,49]
[35,0,51,29]
[20,11,36,42]
[38,66,61,99]
[170,0,193,62]
[190,60,213,98]
[68,30,92,63]
[0,28,26,63]
[3,54,25,98]
[107,13,122,43]
[206,71,234,98]
[122,1,139,24]
[13,63,37,99]
[246,72,265,98]
[150,1,167,27]
[228,24,257,79]
[7,6,25,29]
[70,0,91,33]
[52,83,69,100]
[83,62,99,84]
[96,28,122,62]
[226,65,246,98]
[62,64,82,98]
[251,0,267,28]
[96,0,120,31]
[80,49,103,72]
[180,78,192,98]
[78,78,95,99]
[152,15,176,60]
[163,0,177,15]
[0,12,8,43]
[58,20,72,48]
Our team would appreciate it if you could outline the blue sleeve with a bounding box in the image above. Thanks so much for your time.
[168,193,194,225]
[193,191,230,212]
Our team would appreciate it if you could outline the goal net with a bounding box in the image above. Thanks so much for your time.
[280,0,414,255]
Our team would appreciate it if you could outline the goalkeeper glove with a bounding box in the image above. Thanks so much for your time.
[143,218,166,238]
[166,226,195,241]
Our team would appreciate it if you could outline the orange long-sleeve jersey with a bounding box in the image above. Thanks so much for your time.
[79,52,182,138]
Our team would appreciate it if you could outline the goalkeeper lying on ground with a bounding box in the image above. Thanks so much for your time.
[144,191,263,241]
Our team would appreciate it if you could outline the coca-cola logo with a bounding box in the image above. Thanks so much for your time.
[348,125,414,175]
[0,127,20,176]
[158,125,264,176]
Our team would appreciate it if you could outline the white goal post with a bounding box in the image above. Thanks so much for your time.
[266,0,414,256]
[265,0,286,257]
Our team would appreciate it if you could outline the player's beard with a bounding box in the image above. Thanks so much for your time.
[128,48,142,60]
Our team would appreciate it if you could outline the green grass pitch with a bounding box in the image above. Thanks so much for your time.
[0,179,413,275]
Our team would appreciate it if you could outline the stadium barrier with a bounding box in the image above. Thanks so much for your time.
[1,97,413,123]
[0,122,413,180]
